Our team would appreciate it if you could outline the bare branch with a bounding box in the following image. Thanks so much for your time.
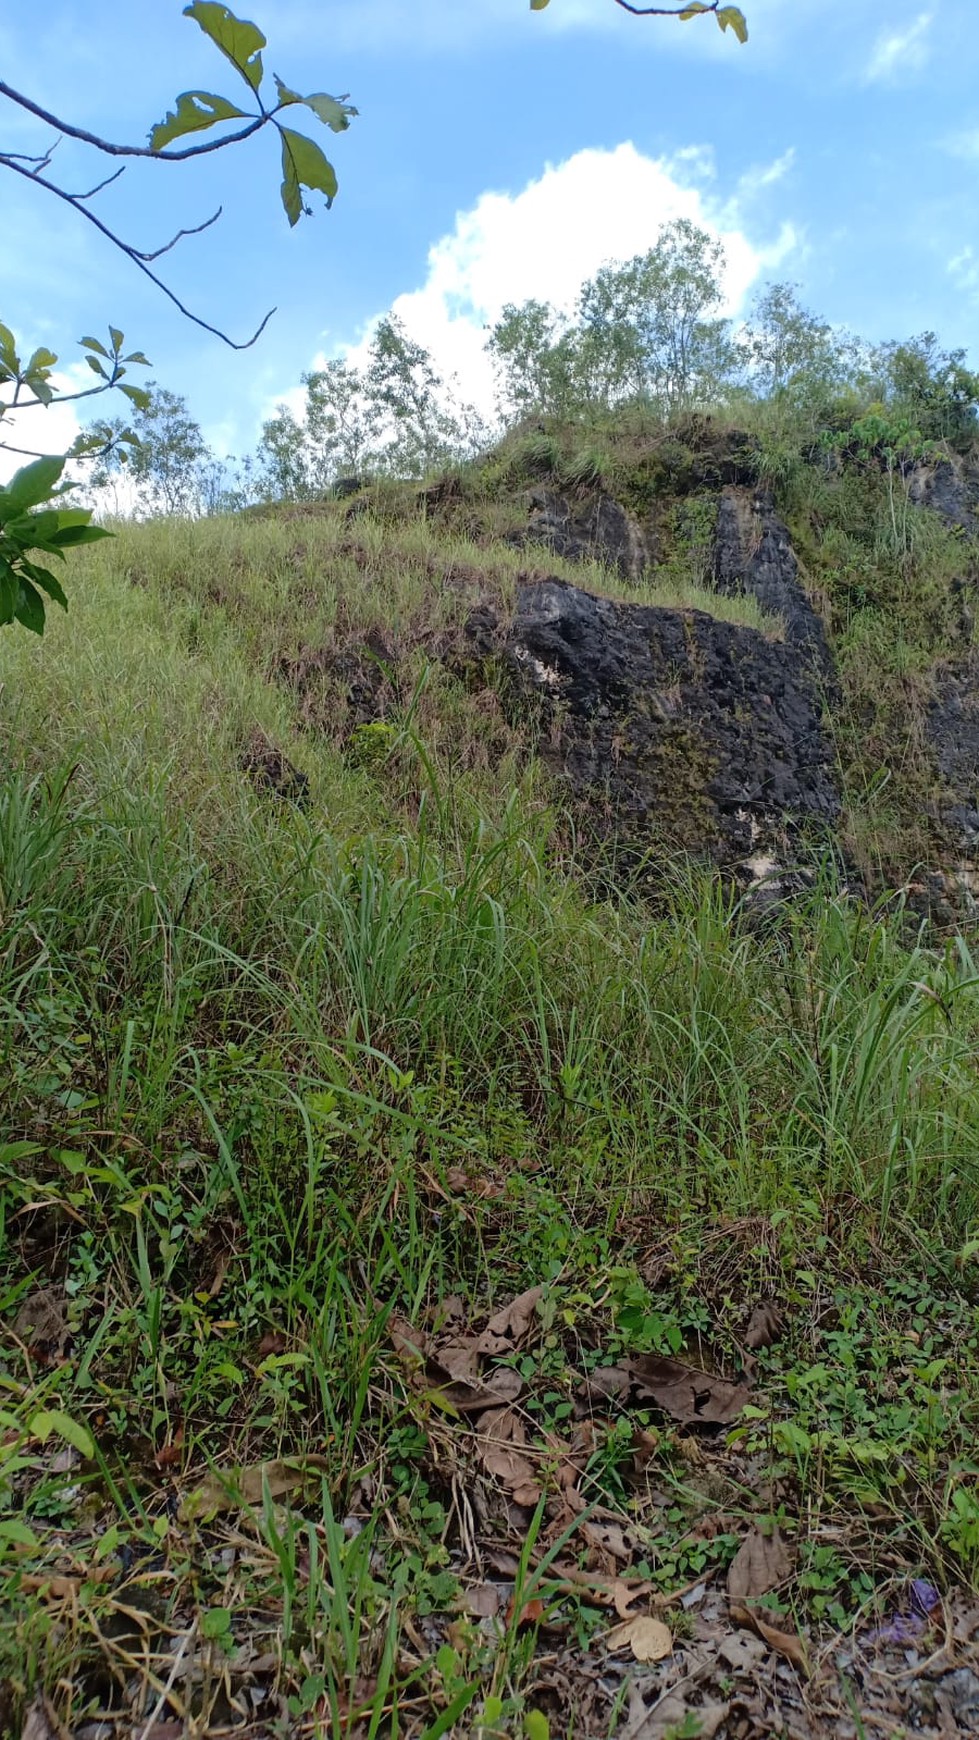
[72,166,126,201]
[0,79,270,162]
[0,153,275,350]
[137,207,223,263]
[613,0,721,13]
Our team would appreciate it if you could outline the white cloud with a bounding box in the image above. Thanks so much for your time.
[949,246,979,298]
[0,372,83,485]
[279,141,787,421]
[945,128,979,161]
[865,10,932,84]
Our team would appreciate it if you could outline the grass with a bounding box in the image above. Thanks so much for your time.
[2,452,979,1734]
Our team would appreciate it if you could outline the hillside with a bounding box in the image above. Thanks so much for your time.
[3,414,979,1737]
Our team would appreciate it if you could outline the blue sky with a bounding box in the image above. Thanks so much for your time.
[2,1,978,463]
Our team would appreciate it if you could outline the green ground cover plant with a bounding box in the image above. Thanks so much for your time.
[2,430,979,1735]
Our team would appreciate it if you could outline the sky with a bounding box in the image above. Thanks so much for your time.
[1,0,978,468]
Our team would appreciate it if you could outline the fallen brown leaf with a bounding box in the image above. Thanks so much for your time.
[744,1611,809,1673]
[605,1614,672,1663]
[745,1301,783,1351]
[476,1287,544,1355]
[728,1524,808,1674]
[581,1355,750,1425]
[154,1425,184,1470]
[506,1594,545,1629]
[11,1289,70,1366]
[179,1455,329,1521]
[433,1366,523,1415]
[463,1582,501,1618]
[255,1330,289,1359]
[476,1405,542,1504]
[727,1524,792,1604]
[621,1689,729,1740]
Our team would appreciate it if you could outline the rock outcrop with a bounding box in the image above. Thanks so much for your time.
[909,457,979,536]
[487,578,838,869]
[508,488,652,581]
[713,489,834,683]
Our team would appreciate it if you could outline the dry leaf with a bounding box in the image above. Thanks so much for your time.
[463,1582,501,1618]
[154,1425,184,1470]
[745,1612,810,1673]
[606,1614,672,1662]
[580,1355,749,1425]
[12,1289,70,1365]
[179,1455,329,1521]
[627,1354,751,1426]
[255,1330,289,1359]
[476,1405,542,1503]
[727,1525,792,1604]
[506,1594,545,1629]
[621,1690,729,1740]
[434,1366,523,1415]
[390,1317,428,1363]
[476,1287,544,1355]
[745,1301,783,1351]
[718,1630,768,1672]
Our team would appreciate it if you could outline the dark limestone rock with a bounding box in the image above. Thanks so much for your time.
[333,475,366,499]
[240,735,311,808]
[501,578,838,866]
[508,488,652,581]
[908,457,979,535]
[713,488,834,683]
[926,660,979,850]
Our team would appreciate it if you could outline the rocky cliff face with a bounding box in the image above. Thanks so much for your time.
[497,578,838,875]
[313,429,979,917]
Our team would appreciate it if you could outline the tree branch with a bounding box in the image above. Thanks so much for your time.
[0,79,271,161]
[0,153,275,350]
[612,0,720,13]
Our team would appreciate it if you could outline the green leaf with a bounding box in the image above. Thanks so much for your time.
[716,5,748,40]
[274,74,301,106]
[13,577,46,635]
[26,348,57,374]
[123,350,152,366]
[24,373,55,406]
[30,1409,95,1459]
[279,126,338,228]
[183,3,266,92]
[0,321,19,366]
[302,92,357,133]
[109,327,125,355]
[149,89,249,151]
[678,3,710,16]
[119,383,152,411]
[80,334,110,358]
[86,356,110,380]
[530,0,551,10]
[0,559,19,626]
[0,455,65,515]
[21,561,69,608]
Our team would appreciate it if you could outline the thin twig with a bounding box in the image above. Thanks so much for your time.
[71,165,125,201]
[0,154,275,349]
[138,206,223,262]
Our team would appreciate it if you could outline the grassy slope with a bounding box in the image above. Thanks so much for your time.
[2,448,979,1734]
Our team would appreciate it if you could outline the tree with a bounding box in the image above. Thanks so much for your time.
[90,386,223,518]
[487,301,584,421]
[578,219,732,413]
[877,333,979,452]
[739,282,856,437]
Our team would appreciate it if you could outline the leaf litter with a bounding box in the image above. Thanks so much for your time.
[8,1266,978,1739]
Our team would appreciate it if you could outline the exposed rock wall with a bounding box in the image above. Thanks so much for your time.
[497,578,838,867]
[713,488,834,683]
